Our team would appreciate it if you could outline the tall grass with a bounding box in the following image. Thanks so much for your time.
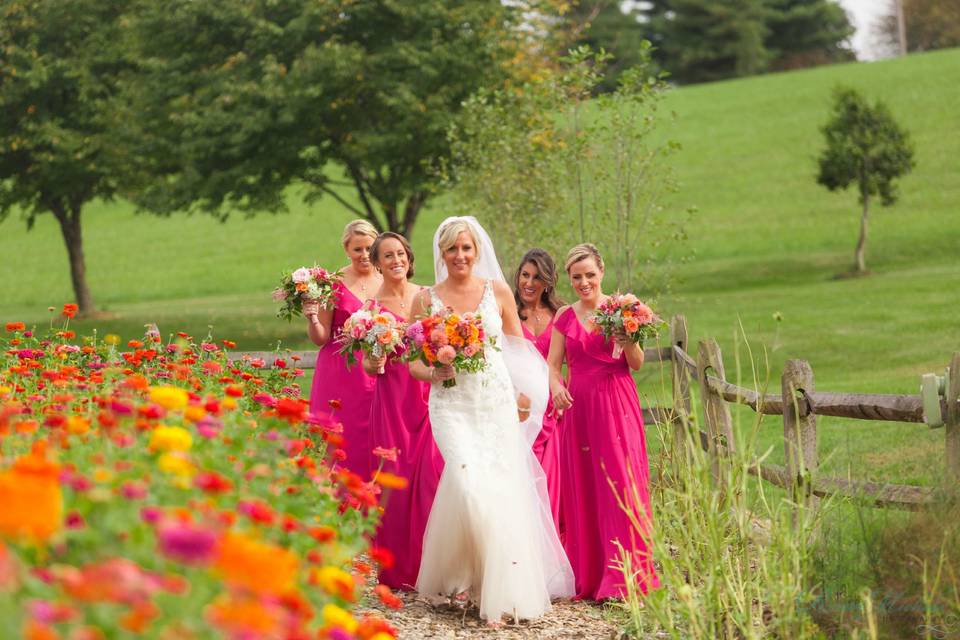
[619,329,960,638]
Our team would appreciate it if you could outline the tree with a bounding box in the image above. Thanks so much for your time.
[816,87,915,274]
[127,0,531,237]
[764,0,855,70]
[656,0,770,84]
[446,46,692,295]
[874,0,960,56]
[569,0,653,92]
[0,0,134,315]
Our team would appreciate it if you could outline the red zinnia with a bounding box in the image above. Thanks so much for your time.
[5,322,25,332]
[61,304,78,318]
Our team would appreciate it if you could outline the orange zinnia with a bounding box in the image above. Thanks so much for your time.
[373,471,408,491]
[214,532,299,596]
[0,441,62,544]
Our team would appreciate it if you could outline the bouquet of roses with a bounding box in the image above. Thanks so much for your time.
[403,309,492,388]
[336,307,406,374]
[590,293,664,359]
[273,266,342,321]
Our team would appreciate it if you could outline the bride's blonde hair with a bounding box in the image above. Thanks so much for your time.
[436,219,481,258]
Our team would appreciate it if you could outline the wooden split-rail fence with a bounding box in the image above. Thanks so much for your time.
[228,315,960,511]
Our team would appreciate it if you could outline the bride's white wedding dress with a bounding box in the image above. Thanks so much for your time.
[416,280,574,621]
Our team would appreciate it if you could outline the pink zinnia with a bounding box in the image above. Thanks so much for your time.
[157,523,218,565]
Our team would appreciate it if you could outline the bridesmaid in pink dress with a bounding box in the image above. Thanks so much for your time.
[361,232,443,590]
[547,243,659,601]
[304,220,382,480]
[512,248,564,535]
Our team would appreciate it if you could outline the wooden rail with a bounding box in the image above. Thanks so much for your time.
[658,315,959,511]
[230,315,959,511]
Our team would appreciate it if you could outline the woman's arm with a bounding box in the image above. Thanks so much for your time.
[614,329,645,371]
[361,353,386,376]
[303,300,334,347]
[407,288,455,384]
[547,308,573,412]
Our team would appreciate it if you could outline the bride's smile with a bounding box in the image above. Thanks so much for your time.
[443,231,477,276]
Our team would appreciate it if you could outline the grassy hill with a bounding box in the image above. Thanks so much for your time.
[2,48,958,487]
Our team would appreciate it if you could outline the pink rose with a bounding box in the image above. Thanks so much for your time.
[634,303,654,325]
[272,288,287,302]
[291,267,312,284]
[437,345,456,365]
[463,343,479,357]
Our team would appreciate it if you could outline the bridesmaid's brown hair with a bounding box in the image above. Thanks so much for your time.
[513,248,564,320]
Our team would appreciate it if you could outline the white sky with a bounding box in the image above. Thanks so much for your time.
[837,0,890,60]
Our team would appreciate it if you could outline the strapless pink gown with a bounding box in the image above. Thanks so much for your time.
[522,319,562,536]
[368,307,443,590]
[553,307,659,600]
[309,282,376,479]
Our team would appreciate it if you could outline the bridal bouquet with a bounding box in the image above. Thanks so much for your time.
[273,266,341,321]
[591,293,664,359]
[403,310,492,388]
[336,308,406,374]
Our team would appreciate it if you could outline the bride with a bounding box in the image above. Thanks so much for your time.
[408,217,574,622]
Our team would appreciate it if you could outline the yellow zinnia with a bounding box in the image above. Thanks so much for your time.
[149,385,189,411]
[157,452,195,480]
[149,425,193,452]
[321,604,358,634]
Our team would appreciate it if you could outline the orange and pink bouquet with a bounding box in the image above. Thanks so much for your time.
[336,308,406,374]
[590,293,664,358]
[402,310,492,388]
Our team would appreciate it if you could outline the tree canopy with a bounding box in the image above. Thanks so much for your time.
[0,0,136,314]
[817,86,915,273]
[128,0,528,237]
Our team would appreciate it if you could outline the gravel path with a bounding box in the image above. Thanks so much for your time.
[360,588,627,639]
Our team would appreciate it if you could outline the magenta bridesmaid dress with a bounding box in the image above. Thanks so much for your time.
[521,319,563,536]
[553,307,660,600]
[309,281,376,480]
[368,306,444,590]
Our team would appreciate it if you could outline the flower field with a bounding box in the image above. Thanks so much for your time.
[0,307,400,639]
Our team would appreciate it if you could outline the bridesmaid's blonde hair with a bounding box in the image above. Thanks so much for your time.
[564,243,604,273]
[437,219,480,258]
[340,219,379,247]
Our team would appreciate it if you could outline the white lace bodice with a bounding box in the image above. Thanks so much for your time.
[427,279,515,471]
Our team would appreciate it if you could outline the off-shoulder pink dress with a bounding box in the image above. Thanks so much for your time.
[553,307,659,600]
[308,282,376,479]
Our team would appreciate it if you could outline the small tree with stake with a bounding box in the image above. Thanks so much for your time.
[816,86,915,275]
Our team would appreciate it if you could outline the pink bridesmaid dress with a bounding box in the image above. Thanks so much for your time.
[368,306,444,590]
[553,307,660,600]
[309,281,376,480]
[521,319,563,536]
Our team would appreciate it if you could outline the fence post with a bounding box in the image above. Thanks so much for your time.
[946,352,960,481]
[697,339,735,485]
[782,359,818,517]
[670,315,693,462]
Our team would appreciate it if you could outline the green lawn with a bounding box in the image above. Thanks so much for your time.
[2,49,958,489]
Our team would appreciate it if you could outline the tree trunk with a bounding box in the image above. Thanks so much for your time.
[399,191,428,238]
[50,202,95,315]
[854,192,869,274]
